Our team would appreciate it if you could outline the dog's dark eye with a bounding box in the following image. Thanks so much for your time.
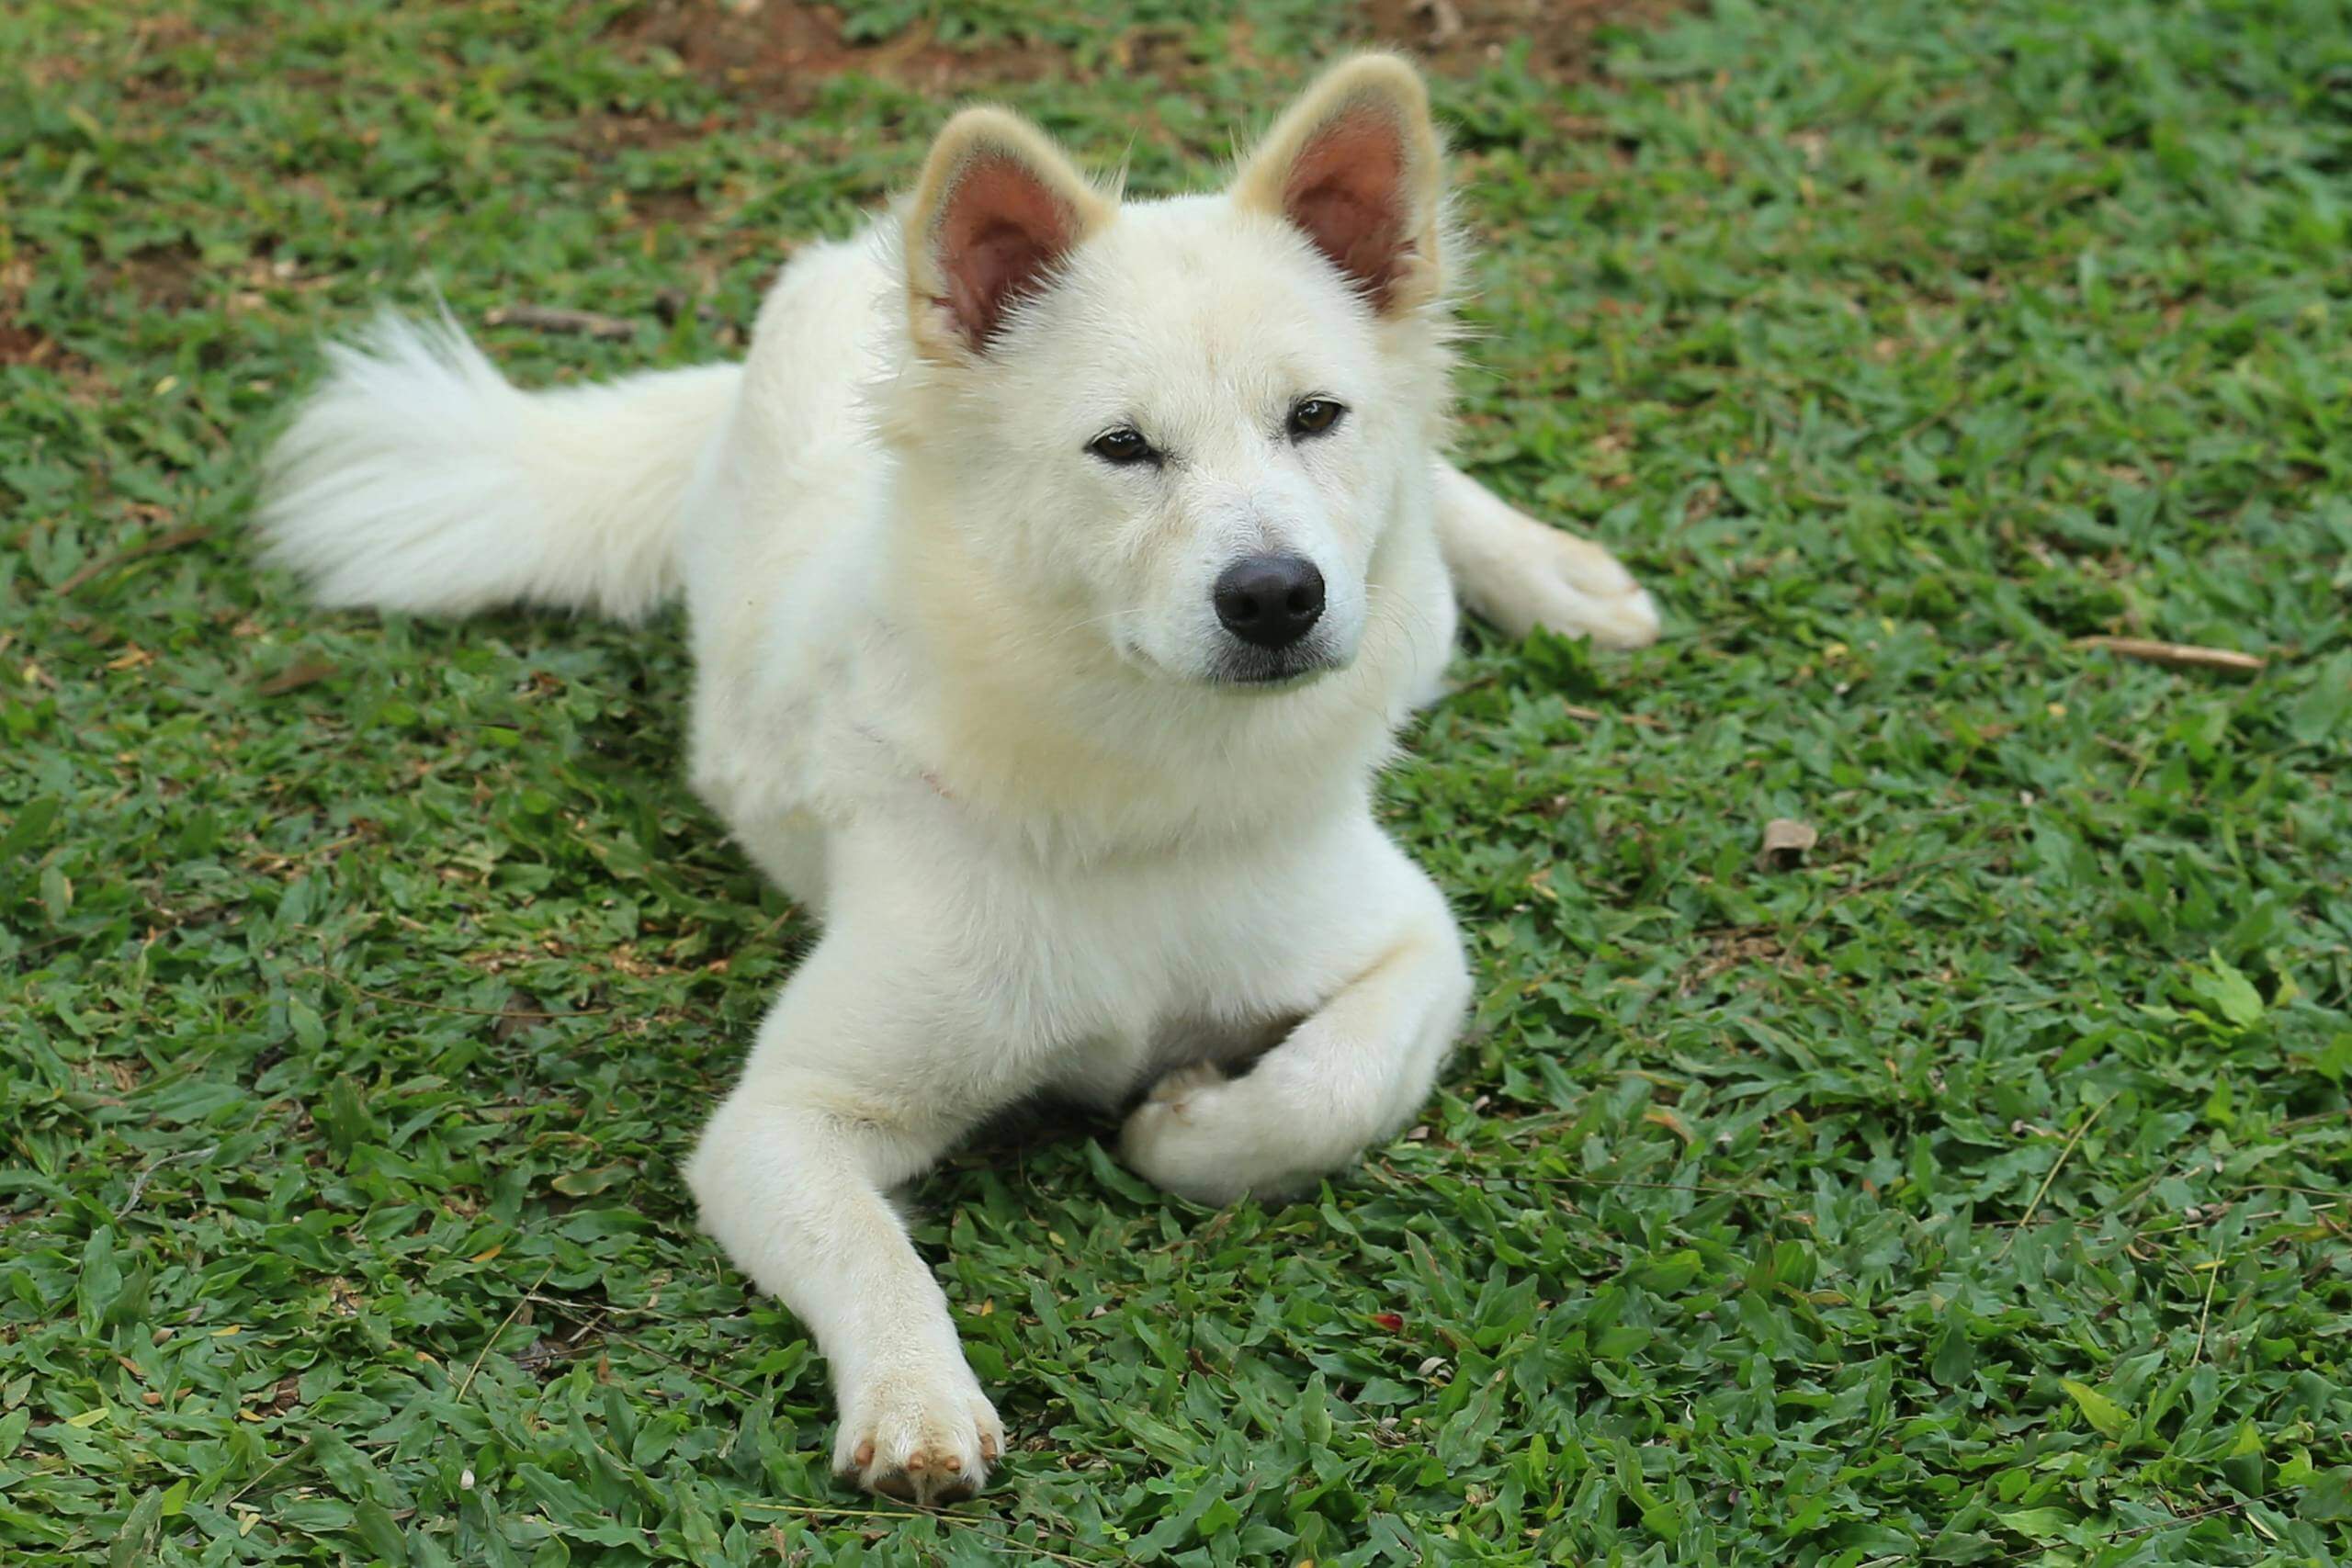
[1288,398,1345,439]
[1088,427,1157,466]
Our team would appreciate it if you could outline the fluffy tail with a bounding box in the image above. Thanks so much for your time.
[255,312,741,620]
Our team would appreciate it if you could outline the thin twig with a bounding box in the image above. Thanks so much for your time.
[521,1291,679,1321]
[255,656,337,696]
[2074,636,2266,674]
[300,964,611,1021]
[220,1437,314,1510]
[2229,1182,2352,1201]
[457,1263,557,1401]
[1372,1149,1782,1203]
[734,1499,1110,1566]
[2190,1258,2222,1363]
[1980,1487,2300,1565]
[604,1327,764,1401]
[522,1294,768,1401]
[55,524,211,595]
[119,1144,220,1219]
[2090,1198,2343,1245]
[483,304,638,341]
[1513,1172,1777,1199]
[1781,848,1998,968]
[1440,671,1673,729]
[1561,702,1669,729]
[1995,1096,2113,1260]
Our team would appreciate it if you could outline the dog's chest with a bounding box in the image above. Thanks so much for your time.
[945,834,1342,1097]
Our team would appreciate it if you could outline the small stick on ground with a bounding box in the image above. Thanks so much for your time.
[457,1262,558,1401]
[1562,704,1669,729]
[2191,1258,2224,1362]
[119,1143,220,1218]
[300,964,611,1021]
[55,524,211,595]
[1996,1095,2113,1260]
[736,1499,1109,1565]
[483,304,638,342]
[2074,636,2267,674]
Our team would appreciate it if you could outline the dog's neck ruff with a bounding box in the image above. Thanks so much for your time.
[906,670,1402,864]
[862,591,1409,864]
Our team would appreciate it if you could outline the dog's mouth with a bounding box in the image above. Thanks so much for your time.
[1209,642,1342,690]
[1106,628,1349,691]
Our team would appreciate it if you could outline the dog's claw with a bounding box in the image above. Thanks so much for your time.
[832,1356,1005,1506]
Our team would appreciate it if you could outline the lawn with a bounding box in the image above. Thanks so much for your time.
[5,0,2350,1562]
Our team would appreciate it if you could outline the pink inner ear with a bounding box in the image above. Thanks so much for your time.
[1283,107,1411,311]
[937,157,1079,351]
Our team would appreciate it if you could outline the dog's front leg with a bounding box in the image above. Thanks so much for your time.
[686,938,1011,1503]
[1121,871,1471,1204]
[1433,458,1662,649]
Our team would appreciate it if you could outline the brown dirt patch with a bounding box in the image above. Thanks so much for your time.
[612,0,1679,106]
[598,0,1682,145]
[0,323,62,367]
[1680,929,1791,995]
[1,258,96,380]
[630,187,709,227]
[577,112,720,153]
[117,240,206,310]
[582,0,1682,232]
[1359,0,1684,80]
[608,0,1063,112]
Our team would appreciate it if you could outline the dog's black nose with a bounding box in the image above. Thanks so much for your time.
[1213,555,1325,649]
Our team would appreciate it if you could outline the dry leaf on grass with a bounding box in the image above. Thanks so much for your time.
[1759,818,1819,867]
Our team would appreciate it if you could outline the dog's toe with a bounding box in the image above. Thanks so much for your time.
[1122,1067,1278,1203]
[834,1357,1003,1506]
[1579,584,1663,649]
[1483,532,1662,649]
[1143,1060,1227,1111]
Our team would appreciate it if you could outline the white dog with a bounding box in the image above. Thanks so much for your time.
[257,54,1658,1503]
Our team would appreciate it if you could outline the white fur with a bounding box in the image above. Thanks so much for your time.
[254,56,1659,1503]
[258,312,737,620]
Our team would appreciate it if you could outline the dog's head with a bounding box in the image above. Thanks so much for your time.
[886,55,1455,694]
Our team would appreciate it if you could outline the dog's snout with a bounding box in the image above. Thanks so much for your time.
[1213,555,1325,649]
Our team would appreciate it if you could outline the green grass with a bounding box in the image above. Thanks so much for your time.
[5,0,2351,1561]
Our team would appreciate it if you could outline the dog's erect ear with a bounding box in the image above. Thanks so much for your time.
[904,107,1113,360]
[1231,53,1446,317]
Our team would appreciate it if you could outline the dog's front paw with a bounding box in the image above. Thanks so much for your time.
[833,1352,1004,1505]
[1487,528,1661,649]
[1121,1063,1298,1205]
